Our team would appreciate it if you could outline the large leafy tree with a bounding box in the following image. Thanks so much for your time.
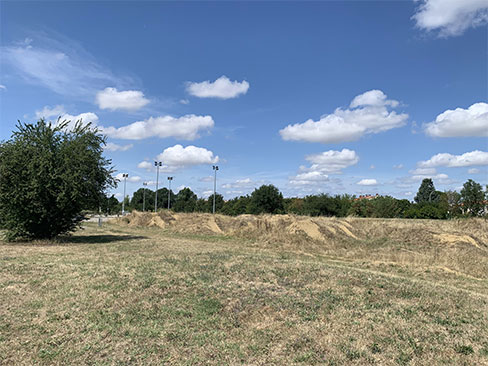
[173,187,197,212]
[130,187,155,212]
[460,179,485,216]
[248,185,284,214]
[0,119,115,240]
[414,178,439,203]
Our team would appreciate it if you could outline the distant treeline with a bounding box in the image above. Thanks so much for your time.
[102,178,487,219]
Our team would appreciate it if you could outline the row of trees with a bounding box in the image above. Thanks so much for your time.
[114,178,487,219]
[0,120,486,241]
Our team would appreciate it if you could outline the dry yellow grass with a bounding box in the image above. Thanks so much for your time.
[1,215,487,365]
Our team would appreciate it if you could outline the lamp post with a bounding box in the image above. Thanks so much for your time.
[154,161,162,212]
[142,182,148,212]
[167,177,173,209]
[212,165,219,214]
[122,173,128,215]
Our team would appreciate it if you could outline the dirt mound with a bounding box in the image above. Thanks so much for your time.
[111,212,488,249]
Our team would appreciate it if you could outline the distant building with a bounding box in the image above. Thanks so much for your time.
[354,194,379,201]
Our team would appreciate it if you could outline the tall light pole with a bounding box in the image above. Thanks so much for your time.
[212,165,219,214]
[142,182,148,212]
[167,176,173,209]
[122,173,128,215]
[154,161,162,212]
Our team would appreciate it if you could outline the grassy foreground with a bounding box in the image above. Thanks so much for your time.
[1,221,488,365]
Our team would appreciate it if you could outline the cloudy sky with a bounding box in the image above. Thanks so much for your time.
[1,1,487,200]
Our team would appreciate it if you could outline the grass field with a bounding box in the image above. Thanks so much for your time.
[1,216,488,365]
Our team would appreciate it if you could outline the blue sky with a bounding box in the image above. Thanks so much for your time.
[1,1,487,200]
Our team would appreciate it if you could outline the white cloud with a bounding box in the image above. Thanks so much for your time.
[424,102,488,137]
[137,161,153,171]
[411,173,451,183]
[155,144,219,172]
[54,112,99,130]
[289,171,329,186]
[289,149,358,186]
[199,176,214,183]
[186,75,249,99]
[35,105,66,119]
[96,87,149,111]
[179,99,190,105]
[418,150,488,168]
[279,90,408,143]
[0,84,6,90]
[393,164,404,169]
[222,178,255,189]
[468,168,480,174]
[409,167,437,175]
[115,173,141,183]
[304,149,359,173]
[350,89,399,108]
[357,179,378,186]
[413,0,488,36]
[102,114,214,140]
[1,35,125,97]
[104,142,133,152]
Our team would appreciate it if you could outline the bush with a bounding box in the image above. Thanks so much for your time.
[0,120,115,240]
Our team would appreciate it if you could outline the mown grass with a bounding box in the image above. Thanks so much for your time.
[1,222,487,365]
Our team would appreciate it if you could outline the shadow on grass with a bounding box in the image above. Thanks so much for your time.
[0,234,148,246]
[58,234,147,245]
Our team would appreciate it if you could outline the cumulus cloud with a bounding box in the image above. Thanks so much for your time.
[350,89,399,108]
[186,76,249,99]
[468,168,480,174]
[199,176,214,183]
[115,173,141,183]
[96,87,149,111]
[424,102,488,137]
[279,90,408,143]
[413,0,488,36]
[418,150,488,168]
[35,105,66,119]
[102,114,214,140]
[0,84,6,90]
[304,149,359,173]
[50,112,99,130]
[393,164,404,169]
[357,179,378,186]
[289,149,359,186]
[137,161,153,171]
[153,144,219,172]
[104,142,133,152]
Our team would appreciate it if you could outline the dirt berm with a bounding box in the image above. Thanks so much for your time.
[111,211,487,249]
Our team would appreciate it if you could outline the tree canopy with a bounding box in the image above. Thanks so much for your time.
[0,119,115,240]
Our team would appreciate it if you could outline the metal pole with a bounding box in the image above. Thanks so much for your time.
[155,168,158,212]
[154,162,161,212]
[167,177,173,209]
[143,182,147,212]
[212,166,218,214]
[122,174,128,215]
